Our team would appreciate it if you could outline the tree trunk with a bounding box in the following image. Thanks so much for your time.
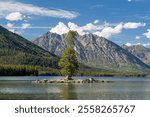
[64,75,73,80]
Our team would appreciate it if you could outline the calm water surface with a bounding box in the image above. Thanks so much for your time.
[0,76,150,100]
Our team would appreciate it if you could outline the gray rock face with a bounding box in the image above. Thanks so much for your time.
[33,32,150,72]
[122,44,150,65]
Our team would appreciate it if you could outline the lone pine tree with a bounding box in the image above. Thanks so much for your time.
[58,30,78,80]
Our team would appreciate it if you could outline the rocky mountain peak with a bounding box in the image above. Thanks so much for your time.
[33,31,150,72]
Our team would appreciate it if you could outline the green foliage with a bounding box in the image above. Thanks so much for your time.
[66,30,76,46]
[0,48,58,67]
[37,66,60,76]
[0,64,61,76]
[0,64,38,76]
[58,46,78,77]
[77,65,147,77]
[59,31,78,77]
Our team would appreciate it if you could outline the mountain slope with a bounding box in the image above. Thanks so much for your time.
[0,25,58,67]
[33,32,150,72]
[122,44,150,65]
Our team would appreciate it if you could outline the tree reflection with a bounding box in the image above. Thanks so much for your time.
[59,83,77,100]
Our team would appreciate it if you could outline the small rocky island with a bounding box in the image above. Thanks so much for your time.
[32,78,113,84]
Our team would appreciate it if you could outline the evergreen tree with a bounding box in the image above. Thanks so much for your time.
[58,31,78,80]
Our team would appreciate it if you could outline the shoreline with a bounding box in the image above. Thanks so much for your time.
[32,78,114,84]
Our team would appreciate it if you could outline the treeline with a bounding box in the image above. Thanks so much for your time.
[0,64,60,76]
[0,49,58,68]
[0,64,38,76]
[77,67,147,77]
[36,66,60,76]
[0,64,148,77]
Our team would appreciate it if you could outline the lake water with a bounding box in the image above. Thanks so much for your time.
[0,76,150,100]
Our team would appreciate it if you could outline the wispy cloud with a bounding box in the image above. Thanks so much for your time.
[5,24,52,29]
[135,36,141,39]
[0,1,79,19]
[6,22,32,34]
[135,14,150,20]
[90,4,104,9]
[127,0,142,2]
[6,22,15,33]
[93,20,100,24]
[21,23,31,29]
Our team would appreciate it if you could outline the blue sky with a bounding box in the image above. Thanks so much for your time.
[0,0,150,47]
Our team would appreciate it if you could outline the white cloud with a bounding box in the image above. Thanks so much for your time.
[123,22,146,29]
[0,1,79,19]
[93,20,100,24]
[94,23,123,38]
[125,42,150,47]
[50,22,103,35]
[50,21,146,39]
[94,22,145,38]
[136,43,150,47]
[50,22,69,35]
[6,22,15,33]
[128,0,132,2]
[5,22,31,34]
[6,22,14,28]
[21,23,31,29]
[51,21,89,36]
[21,26,52,29]
[135,36,141,39]
[143,29,150,39]
[68,22,84,35]
[82,23,102,31]
[9,29,15,33]
[125,43,132,46]
[142,43,150,47]
[5,12,22,21]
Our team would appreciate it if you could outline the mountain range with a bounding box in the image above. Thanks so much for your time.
[122,44,150,65]
[33,31,150,72]
[1,24,150,73]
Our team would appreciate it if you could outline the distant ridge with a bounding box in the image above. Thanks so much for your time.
[122,44,150,66]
